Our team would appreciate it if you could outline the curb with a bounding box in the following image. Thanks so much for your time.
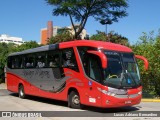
[141,99,160,102]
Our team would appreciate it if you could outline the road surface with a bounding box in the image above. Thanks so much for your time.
[0,89,160,120]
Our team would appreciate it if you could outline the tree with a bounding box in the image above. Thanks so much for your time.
[90,30,129,45]
[108,31,129,46]
[0,43,17,83]
[131,31,160,97]
[17,41,41,51]
[48,32,74,44]
[90,31,106,41]
[0,41,40,83]
[46,0,128,39]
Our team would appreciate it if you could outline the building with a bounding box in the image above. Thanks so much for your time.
[40,28,48,45]
[40,21,88,45]
[0,34,25,45]
[67,24,87,40]
[40,21,53,45]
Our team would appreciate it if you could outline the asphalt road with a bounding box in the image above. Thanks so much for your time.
[0,89,160,120]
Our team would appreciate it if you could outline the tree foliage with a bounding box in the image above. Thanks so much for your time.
[47,32,74,44]
[90,30,129,45]
[132,31,160,97]
[17,41,41,51]
[46,0,128,39]
[0,41,40,83]
[0,43,17,83]
[90,31,107,41]
[108,31,129,46]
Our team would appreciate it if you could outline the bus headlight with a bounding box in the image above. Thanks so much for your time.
[97,87,116,96]
[101,89,116,96]
[138,91,142,95]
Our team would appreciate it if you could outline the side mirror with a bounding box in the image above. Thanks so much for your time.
[135,55,149,70]
[87,50,107,69]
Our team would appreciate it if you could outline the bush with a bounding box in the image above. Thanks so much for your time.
[131,31,160,97]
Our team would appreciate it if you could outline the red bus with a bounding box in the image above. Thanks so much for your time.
[6,40,148,109]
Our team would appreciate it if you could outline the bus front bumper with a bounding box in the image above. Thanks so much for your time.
[101,94,142,108]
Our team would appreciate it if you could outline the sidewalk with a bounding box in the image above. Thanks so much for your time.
[0,83,7,89]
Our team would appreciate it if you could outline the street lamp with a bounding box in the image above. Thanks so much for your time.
[100,20,112,41]
[100,20,112,35]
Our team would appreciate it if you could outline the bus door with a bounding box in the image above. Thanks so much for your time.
[83,54,103,106]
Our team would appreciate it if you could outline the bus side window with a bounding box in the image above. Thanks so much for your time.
[35,52,46,68]
[16,56,23,68]
[84,54,102,83]
[47,51,60,68]
[61,48,79,72]
[8,56,23,69]
[11,57,16,69]
[77,47,102,83]
[25,54,35,68]
[7,57,12,69]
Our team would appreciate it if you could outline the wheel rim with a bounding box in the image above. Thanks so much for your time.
[72,95,80,105]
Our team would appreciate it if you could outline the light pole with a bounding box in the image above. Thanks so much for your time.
[101,20,112,33]
[106,24,107,35]
[105,21,112,42]
[100,20,112,41]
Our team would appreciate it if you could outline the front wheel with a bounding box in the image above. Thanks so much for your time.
[68,91,81,109]
[18,85,25,99]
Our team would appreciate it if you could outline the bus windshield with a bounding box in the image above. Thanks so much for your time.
[103,51,140,89]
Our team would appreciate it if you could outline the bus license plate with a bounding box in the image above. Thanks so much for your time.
[125,100,131,104]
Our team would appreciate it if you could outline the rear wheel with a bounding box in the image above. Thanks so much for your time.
[18,85,25,99]
[69,91,81,109]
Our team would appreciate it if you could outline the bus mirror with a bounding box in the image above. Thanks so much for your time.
[87,50,107,69]
[135,55,149,70]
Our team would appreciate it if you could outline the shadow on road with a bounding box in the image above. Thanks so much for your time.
[7,90,140,113]
[10,92,68,107]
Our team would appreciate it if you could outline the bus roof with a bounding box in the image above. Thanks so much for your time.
[8,44,59,56]
[59,40,132,52]
[8,40,132,56]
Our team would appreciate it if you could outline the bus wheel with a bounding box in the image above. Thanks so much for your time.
[18,85,25,99]
[69,91,81,109]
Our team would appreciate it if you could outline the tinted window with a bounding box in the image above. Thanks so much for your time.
[35,52,46,68]
[61,48,79,72]
[7,56,23,69]
[85,54,102,82]
[25,54,35,68]
[47,50,60,68]
[78,47,102,82]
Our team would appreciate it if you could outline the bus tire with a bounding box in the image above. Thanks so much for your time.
[69,91,81,109]
[18,85,25,99]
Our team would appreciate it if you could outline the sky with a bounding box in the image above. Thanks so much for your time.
[0,0,160,44]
